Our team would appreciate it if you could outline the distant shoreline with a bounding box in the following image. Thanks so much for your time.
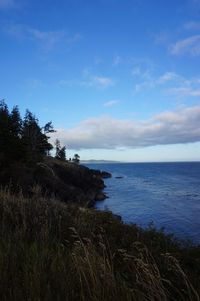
[83,160,200,164]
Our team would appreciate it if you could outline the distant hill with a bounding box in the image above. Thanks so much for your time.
[81,159,120,164]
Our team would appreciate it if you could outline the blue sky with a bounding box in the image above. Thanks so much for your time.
[1,0,200,162]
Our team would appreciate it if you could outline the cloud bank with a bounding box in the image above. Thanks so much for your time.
[52,105,200,150]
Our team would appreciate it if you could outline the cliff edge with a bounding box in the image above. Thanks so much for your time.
[0,157,111,207]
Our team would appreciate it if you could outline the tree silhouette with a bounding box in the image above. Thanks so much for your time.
[72,153,80,164]
[0,101,54,165]
[10,106,22,137]
[43,121,55,135]
[55,139,66,161]
[9,105,24,161]
[0,100,10,165]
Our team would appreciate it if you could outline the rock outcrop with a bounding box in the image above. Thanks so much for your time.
[0,157,111,207]
[37,157,110,206]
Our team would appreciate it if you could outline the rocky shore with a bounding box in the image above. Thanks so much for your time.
[38,157,112,206]
[0,157,111,207]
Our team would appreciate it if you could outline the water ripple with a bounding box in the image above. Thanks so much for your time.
[87,162,200,244]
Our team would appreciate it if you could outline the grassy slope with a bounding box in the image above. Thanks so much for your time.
[0,188,199,301]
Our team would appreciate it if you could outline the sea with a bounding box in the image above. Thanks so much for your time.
[86,162,200,245]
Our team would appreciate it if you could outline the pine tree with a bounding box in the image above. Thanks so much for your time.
[22,110,54,162]
[72,153,80,164]
[10,106,22,137]
[43,121,55,135]
[0,100,10,165]
[42,121,55,156]
[0,100,54,165]
[59,146,66,161]
[9,105,24,162]
[55,139,66,161]
[22,110,40,162]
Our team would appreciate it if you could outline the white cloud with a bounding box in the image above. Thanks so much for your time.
[81,73,114,89]
[103,100,119,107]
[167,87,200,97]
[28,28,66,51]
[93,76,114,88]
[155,19,200,56]
[131,66,152,80]
[0,0,15,9]
[131,67,142,76]
[157,72,182,84]
[132,65,155,93]
[59,74,114,90]
[51,105,200,150]
[157,72,200,97]
[170,35,200,56]
[5,24,82,51]
[132,69,200,98]
[133,81,154,93]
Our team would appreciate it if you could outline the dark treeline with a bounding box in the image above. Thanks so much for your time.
[0,100,80,168]
[0,100,54,167]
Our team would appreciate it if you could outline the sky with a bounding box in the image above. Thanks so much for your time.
[1,0,200,162]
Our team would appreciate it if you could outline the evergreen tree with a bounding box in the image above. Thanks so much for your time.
[0,100,54,165]
[10,106,22,137]
[72,153,80,164]
[22,110,54,162]
[9,105,24,162]
[0,100,10,141]
[55,139,61,158]
[42,121,55,156]
[22,110,41,162]
[55,139,66,161]
[43,121,55,135]
[0,100,10,165]
[59,146,66,161]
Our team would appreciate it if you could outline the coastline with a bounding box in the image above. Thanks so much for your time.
[0,160,200,299]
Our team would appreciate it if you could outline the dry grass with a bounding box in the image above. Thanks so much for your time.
[0,187,199,301]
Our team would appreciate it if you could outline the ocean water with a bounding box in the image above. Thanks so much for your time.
[86,162,200,244]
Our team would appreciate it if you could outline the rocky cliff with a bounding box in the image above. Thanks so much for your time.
[0,157,111,207]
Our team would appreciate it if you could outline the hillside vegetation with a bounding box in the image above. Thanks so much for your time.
[0,188,200,301]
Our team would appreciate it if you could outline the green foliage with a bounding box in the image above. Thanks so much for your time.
[0,101,54,166]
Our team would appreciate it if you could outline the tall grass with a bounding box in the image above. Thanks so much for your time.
[0,187,199,300]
